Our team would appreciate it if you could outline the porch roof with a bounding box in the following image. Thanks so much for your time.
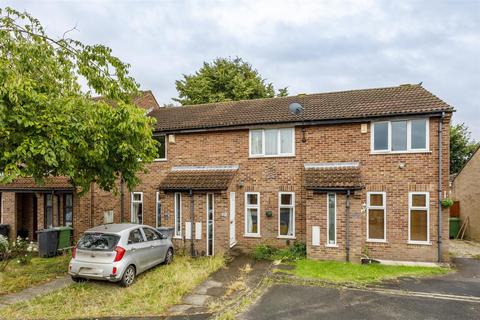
[158,166,238,191]
[0,177,74,192]
[304,162,364,191]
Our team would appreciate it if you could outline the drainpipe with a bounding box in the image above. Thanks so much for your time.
[189,189,195,257]
[438,112,445,262]
[345,189,351,262]
[120,177,125,223]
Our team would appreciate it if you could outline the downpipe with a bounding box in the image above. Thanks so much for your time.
[438,112,445,263]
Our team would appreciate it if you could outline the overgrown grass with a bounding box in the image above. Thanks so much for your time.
[0,255,224,319]
[0,254,70,295]
[252,242,306,261]
[285,259,450,284]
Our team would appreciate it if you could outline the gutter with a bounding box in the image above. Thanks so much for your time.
[438,112,445,262]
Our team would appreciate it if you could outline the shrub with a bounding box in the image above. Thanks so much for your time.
[252,242,306,262]
[11,237,33,265]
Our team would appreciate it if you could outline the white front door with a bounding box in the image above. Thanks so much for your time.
[229,192,236,247]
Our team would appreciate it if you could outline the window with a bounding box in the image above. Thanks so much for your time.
[206,193,214,256]
[156,192,162,228]
[245,192,260,236]
[128,229,144,244]
[367,192,386,241]
[153,135,166,160]
[278,192,295,238]
[131,192,143,224]
[77,233,120,250]
[249,128,294,157]
[409,192,430,244]
[174,193,182,238]
[63,193,73,227]
[372,119,429,153]
[327,193,336,246]
[45,194,53,228]
[143,228,160,241]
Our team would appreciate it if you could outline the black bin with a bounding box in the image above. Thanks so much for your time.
[157,227,174,240]
[36,229,59,258]
[0,224,9,238]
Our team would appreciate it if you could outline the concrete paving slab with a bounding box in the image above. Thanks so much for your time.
[182,294,211,306]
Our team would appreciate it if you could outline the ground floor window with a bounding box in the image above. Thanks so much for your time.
[174,193,182,237]
[409,192,429,244]
[156,192,161,228]
[367,192,386,241]
[278,192,295,238]
[327,193,336,245]
[63,193,73,227]
[131,192,143,224]
[44,194,53,228]
[245,192,260,236]
[206,193,214,256]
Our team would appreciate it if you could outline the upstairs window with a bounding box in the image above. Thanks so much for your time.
[372,119,428,153]
[153,135,167,160]
[249,128,294,157]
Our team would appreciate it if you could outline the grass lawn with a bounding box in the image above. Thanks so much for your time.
[283,259,449,284]
[0,254,70,295]
[1,255,224,320]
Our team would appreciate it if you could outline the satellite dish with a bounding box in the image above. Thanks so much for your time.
[289,102,304,115]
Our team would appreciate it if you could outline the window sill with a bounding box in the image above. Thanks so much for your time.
[367,239,388,243]
[325,244,338,248]
[408,241,432,246]
[249,154,296,159]
[244,234,261,238]
[154,158,167,162]
[173,236,182,240]
[370,150,431,155]
[277,236,296,240]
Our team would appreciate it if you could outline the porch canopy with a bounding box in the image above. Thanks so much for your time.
[158,165,238,192]
[0,177,74,192]
[304,162,364,191]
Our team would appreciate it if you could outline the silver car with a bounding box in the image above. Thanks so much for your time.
[69,223,173,287]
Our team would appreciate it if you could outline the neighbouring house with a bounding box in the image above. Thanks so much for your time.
[451,146,480,241]
[0,84,453,263]
[0,91,160,241]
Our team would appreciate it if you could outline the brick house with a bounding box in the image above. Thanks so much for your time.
[451,146,480,241]
[0,85,453,263]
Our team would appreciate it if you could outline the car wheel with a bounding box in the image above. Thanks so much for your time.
[164,248,174,265]
[120,265,136,287]
[71,276,86,283]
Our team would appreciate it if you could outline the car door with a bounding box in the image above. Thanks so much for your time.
[127,228,150,273]
[142,227,164,267]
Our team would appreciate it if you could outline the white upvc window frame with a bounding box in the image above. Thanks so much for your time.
[206,193,215,256]
[408,192,430,245]
[326,193,337,247]
[153,135,167,161]
[371,118,430,154]
[130,192,143,224]
[278,192,295,239]
[155,191,161,228]
[174,192,182,238]
[366,192,387,242]
[244,192,261,237]
[249,128,295,158]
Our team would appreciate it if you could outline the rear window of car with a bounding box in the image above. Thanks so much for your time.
[77,233,119,251]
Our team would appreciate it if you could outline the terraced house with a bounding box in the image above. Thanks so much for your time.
[0,85,453,263]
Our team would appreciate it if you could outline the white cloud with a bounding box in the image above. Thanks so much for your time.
[2,0,480,138]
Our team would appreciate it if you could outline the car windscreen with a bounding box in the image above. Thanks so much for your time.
[77,233,120,251]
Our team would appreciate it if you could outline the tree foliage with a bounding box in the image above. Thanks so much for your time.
[0,7,157,193]
[450,123,478,174]
[174,57,288,105]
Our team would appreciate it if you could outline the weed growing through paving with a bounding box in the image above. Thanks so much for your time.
[252,242,306,261]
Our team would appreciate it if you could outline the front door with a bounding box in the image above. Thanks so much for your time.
[229,192,236,247]
[206,194,214,256]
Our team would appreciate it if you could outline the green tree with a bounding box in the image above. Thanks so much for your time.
[174,57,288,105]
[450,123,478,174]
[0,7,157,193]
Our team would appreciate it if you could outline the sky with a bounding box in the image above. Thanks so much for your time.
[4,0,480,139]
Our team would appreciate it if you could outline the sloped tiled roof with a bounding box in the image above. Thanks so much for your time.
[92,90,160,112]
[0,177,73,191]
[151,85,453,132]
[159,166,237,191]
[304,163,363,190]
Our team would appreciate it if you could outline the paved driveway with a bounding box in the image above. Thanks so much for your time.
[240,258,480,320]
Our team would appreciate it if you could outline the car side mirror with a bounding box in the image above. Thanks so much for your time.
[160,233,168,240]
